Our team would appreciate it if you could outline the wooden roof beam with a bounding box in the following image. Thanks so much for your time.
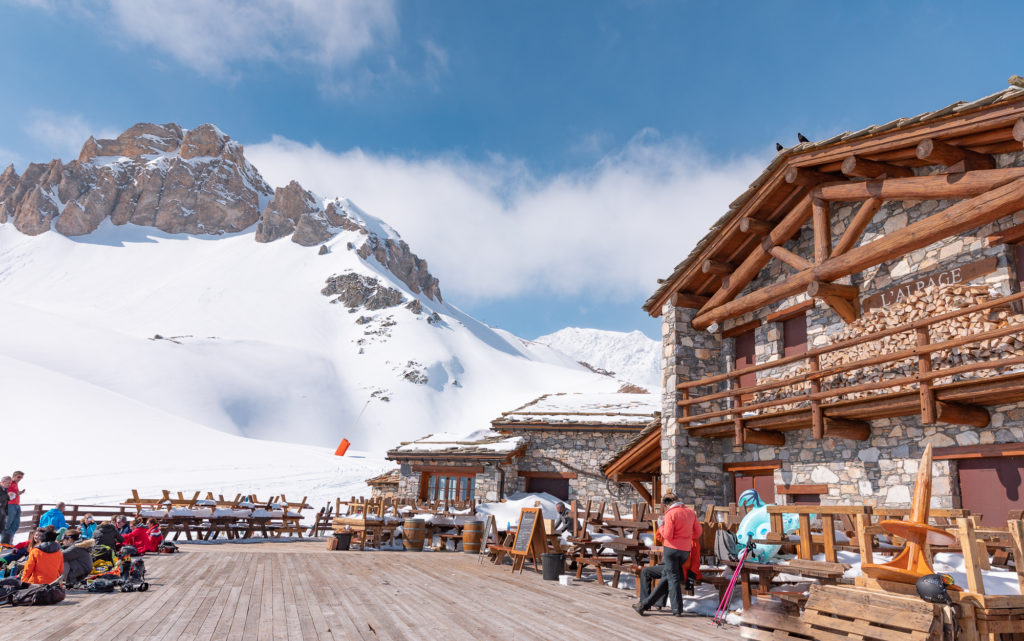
[701,259,734,275]
[741,429,785,446]
[785,166,841,186]
[833,197,883,257]
[740,217,772,235]
[824,417,870,441]
[936,401,989,428]
[692,175,1024,329]
[916,138,995,172]
[841,155,914,179]
[761,237,813,271]
[808,281,861,323]
[815,167,1024,201]
[671,291,708,309]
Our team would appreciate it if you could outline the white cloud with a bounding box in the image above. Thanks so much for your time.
[106,0,397,79]
[23,111,119,160]
[246,133,766,303]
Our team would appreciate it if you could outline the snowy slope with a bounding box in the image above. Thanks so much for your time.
[535,327,661,390]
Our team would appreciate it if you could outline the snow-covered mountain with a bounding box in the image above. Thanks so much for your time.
[0,122,622,484]
[535,327,661,390]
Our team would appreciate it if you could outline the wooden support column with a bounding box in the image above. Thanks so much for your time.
[762,237,812,270]
[702,259,733,275]
[821,514,837,563]
[1009,519,1024,594]
[823,417,870,441]
[812,197,831,263]
[936,401,990,428]
[833,197,882,257]
[693,175,1024,330]
[916,138,995,172]
[628,480,653,506]
[916,327,936,424]
[809,354,823,439]
[956,517,985,595]
[732,375,744,448]
[855,513,873,566]
[840,155,913,179]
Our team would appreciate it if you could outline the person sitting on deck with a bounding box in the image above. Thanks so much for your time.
[38,502,67,530]
[114,515,131,536]
[79,513,97,540]
[632,493,701,617]
[145,518,163,552]
[92,520,123,556]
[61,535,95,587]
[21,529,63,585]
[122,519,151,553]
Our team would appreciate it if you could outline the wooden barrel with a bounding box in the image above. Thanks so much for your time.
[462,520,484,554]
[403,519,426,551]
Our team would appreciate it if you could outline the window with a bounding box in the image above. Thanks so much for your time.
[421,473,475,502]
[782,314,807,358]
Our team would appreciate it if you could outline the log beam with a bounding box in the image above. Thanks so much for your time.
[987,221,1024,246]
[812,198,831,262]
[742,429,785,447]
[785,166,839,186]
[1013,117,1024,144]
[762,238,813,271]
[936,401,990,428]
[702,259,734,275]
[840,155,914,179]
[628,480,653,505]
[671,292,708,309]
[916,138,995,171]
[823,417,870,441]
[696,196,814,319]
[813,167,1024,202]
[821,296,860,324]
[832,197,883,256]
[740,217,772,235]
[692,176,1024,329]
[808,281,858,299]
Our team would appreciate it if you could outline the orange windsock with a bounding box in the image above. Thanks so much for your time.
[334,438,351,456]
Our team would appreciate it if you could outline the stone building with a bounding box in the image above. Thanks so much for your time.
[365,469,400,499]
[631,84,1024,525]
[387,392,659,503]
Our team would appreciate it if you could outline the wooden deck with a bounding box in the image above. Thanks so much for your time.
[3,541,738,641]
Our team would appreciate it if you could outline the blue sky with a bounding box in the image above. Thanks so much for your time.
[2,1,1023,340]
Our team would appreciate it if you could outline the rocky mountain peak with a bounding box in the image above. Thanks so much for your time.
[0,122,443,302]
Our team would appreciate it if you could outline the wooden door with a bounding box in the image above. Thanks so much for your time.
[782,315,807,358]
[734,330,756,404]
[734,469,775,504]
[526,477,569,500]
[958,456,1024,526]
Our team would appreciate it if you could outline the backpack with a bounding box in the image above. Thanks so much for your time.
[87,578,117,593]
[157,541,178,554]
[120,545,139,557]
[91,544,113,563]
[10,581,66,606]
[714,528,739,563]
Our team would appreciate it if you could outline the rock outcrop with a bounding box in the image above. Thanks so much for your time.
[1,121,444,303]
[321,273,406,310]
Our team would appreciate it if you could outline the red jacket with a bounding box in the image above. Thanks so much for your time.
[658,504,701,552]
[123,527,152,553]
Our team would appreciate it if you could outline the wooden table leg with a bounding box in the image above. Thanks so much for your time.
[741,569,752,609]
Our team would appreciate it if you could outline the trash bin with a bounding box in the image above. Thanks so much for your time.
[541,553,565,581]
[333,532,352,551]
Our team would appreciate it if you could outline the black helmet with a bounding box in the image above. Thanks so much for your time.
[916,573,954,605]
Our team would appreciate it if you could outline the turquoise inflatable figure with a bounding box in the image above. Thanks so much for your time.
[735,490,799,563]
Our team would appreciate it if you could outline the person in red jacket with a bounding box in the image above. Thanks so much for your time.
[145,519,163,553]
[122,519,151,554]
[633,493,701,617]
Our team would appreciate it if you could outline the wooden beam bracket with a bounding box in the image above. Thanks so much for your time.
[840,155,914,179]
[916,138,995,172]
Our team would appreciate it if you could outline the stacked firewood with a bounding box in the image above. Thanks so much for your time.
[751,285,1024,410]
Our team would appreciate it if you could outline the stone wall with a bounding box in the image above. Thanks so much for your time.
[662,151,1024,509]
[499,427,646,502]
[396,459,518,503]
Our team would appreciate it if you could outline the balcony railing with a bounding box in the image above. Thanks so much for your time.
[677,290,1024,443]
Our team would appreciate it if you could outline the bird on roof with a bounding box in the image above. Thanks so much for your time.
[797,132,810,143]
[775,142,784,152]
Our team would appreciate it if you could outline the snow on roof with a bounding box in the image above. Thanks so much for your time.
[494,392,661,427]
[365,469,400,485]
[388,429,525,457]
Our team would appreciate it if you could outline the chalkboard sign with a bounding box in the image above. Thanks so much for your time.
[510,507,547,573]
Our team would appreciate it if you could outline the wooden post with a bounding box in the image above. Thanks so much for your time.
[809,354,823,439]
[812,198,832,263]
[916,327,937,424]
[1008,519,1024,594]
[798,513,813,559]
[855,513,873,566]
[833,197,882,256]
[956,517,985,595]
[680,387,690,420]
[821,514,837,563]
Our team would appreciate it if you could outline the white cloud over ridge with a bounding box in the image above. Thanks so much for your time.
[24,111,119,160]
[107,0,397,79]
[246,133,766,303]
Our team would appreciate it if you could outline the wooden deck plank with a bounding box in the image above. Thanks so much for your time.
[0,543,738,641]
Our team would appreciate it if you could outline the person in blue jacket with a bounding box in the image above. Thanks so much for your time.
[38,502,67,530]
[79,513,96,539]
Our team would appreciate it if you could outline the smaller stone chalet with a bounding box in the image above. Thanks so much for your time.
[387,392,660,503]
[365,469,400,499]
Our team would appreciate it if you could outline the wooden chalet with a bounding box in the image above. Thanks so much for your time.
[386,392,659,504]
[637,83,1024,520]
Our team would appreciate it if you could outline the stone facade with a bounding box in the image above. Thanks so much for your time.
[498,427,645,502]
[662,151,1024,510]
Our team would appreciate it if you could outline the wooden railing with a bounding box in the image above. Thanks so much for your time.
[678,290,1024,439]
